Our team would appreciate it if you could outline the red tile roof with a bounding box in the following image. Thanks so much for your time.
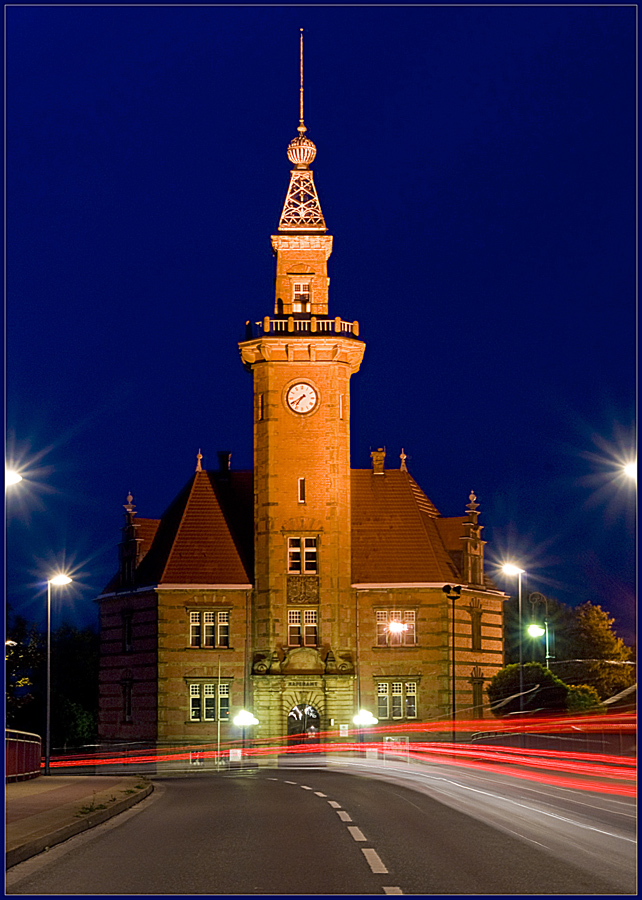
[351,470,462,584]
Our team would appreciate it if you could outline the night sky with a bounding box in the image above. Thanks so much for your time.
[5,6,636,644]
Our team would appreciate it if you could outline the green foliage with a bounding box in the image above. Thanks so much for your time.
[486,662,569,717]
[504,596,635,701]
[566,683,602,712]
[5,615,45,730]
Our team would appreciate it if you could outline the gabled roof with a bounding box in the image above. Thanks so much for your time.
[351,469,462,584]
[104,471,253,592]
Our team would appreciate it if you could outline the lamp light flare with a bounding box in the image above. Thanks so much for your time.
[528,623,546,637]
[502,563,525,576]
[387,620,408,634]
[5,470,22,486]
[49,574,72,586]
[623,461,637,482]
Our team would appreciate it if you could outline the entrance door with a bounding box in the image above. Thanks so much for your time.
[287,703,321,744]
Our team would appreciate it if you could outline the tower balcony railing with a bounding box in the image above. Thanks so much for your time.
[244,315,360,340]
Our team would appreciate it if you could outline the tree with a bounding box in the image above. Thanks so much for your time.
[486,662,569,717]
[503,596,635,701]
[566,684,602,712]
[5,615,45,734]
[50,623,99,749]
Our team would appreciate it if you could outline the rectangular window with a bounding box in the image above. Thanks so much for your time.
[392,682,403,718]
[204,684,216,721]
[190,684,201,721]
[288,609,301,645]
[288,536,317,573]
[204,611,216,648]
[298,477,306,503]
[288,609,318,646]
[375,610,416,646]
[293,282,310,312]
[303,537,317,573]
[218,611,230,648]
[405,682,417,718]
[339,394,344,420]
[303,609,318,646]
[377,681,418,720]
[257,393,264,421]
[190,611,202,647]
[189,611,230,648]
[377,683,389,720]
[189,683,229,722]
[219,683,230,721]
[288,538,302,573]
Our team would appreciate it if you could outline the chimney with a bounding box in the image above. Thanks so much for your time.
[370,447,386,475]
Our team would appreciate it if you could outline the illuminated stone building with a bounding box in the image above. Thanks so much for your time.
[97,59,505,746]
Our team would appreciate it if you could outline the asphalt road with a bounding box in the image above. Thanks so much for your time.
[6,767,635,895]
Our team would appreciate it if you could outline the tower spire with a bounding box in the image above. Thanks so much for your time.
[299,28,305,133]
[277,30,326,233]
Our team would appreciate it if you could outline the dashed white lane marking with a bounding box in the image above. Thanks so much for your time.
[337,810,352,822]
[382,886,402,894]
[267,777,278,780]
[301,785,312,790]
[284,780,297,785]
[314,791,327,797]
[348,826,367,841]
[327,800,341,808]
[362,848,389,874]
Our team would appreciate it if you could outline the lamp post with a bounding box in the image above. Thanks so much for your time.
[45,574,73,776]
[502,565,525,714]
[528,592,553,666]
[442,585,462,744]
[232,709,258,760]
[352,709,378,754]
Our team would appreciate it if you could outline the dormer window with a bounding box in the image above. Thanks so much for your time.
[292,282,310,312]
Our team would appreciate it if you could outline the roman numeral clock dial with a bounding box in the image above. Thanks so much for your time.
[286,382,318,414]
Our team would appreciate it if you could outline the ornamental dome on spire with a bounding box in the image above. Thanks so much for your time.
[287,125,317,168]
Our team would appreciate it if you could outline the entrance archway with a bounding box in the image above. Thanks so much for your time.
[287,703,321,744]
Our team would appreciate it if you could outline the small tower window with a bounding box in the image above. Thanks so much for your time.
[293,282,310,312]
[298,477,306,503]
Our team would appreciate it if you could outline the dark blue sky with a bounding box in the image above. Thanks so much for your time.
[5,5,636,643]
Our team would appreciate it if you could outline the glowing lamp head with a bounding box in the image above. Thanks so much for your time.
[528,623,546,637]
[502,564,525,577]
[49,574,72,586]
[233,710,258,728]
[624,461,637,482]
[5,470,22,486]
[353,709,378,726]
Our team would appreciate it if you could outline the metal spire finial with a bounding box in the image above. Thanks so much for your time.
[196,449,203,472]
[298,28,306,134]
[400,448,408,472]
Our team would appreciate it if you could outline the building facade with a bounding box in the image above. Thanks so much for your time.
[97,99,505,747]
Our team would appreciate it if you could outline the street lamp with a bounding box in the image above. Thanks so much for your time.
[233,709,258,758]
[528,592,553,666]
[5,470,23,486]
[442,585,462,743]
[624,461,636,483]
[502,564,525,714]
[45,574,73,776]
[353,708,378,752]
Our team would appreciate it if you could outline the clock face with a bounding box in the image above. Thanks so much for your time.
[286,382,318,414]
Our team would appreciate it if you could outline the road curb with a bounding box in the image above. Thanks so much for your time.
[6,782,153,869]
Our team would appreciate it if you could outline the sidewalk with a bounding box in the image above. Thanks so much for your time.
[5,774,153,869]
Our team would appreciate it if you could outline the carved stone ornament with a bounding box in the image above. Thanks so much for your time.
[287,575,320,603]
[281,646,325,675]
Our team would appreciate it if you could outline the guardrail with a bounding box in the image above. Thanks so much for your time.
[245,316,360,339]
[6,729,42,781]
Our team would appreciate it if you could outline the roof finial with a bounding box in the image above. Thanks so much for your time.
[123,491,136,520]
[196,449,203,472]
[400,448,408,472]
[298,28,306,134]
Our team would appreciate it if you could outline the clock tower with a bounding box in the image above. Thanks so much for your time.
[238,35,365,735]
